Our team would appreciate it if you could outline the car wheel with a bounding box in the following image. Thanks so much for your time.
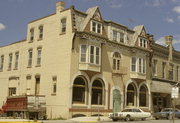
[167,114,172,120]
[141,118,146,121]
[125,115,131,121]
[112,118,118,121]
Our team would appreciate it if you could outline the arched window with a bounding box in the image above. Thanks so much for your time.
[113,52,121,70]
[127,83,137,106]
[91,80,104,105]
[72,77,87,104]
[139,85,148,107]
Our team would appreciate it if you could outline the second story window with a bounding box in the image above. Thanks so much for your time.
[120,32,124,43]
[153,60,157,76]
[37,48,42,66]
[0,55,4,71]
[39,25,43,39]
[113,52,121,70]
[91,21,102,34]
[90,46,100,65]
[8,87,16,96]
[30,28,34,41]
[14,52,19,69]
[138,58,146,74]
[131,57,136,72]
[28,49,33,67]
[8,54,13,70]
[61,18,66,33]
[80,45,87,62]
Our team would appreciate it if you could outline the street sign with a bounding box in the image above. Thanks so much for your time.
[171,87,179,98]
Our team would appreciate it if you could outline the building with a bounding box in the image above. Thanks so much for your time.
[0,1,180,119]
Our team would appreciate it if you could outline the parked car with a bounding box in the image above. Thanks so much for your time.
[153,108,180,120]
[109,108,151,121]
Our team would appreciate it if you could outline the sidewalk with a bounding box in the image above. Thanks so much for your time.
[68,116,111,122]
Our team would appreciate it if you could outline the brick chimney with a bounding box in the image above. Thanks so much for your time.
[165,35,173,61]
[56,1,65,13]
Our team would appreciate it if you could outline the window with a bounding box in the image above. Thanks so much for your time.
[0,55,4,71]
[8,87,16,96]
[90,46,100,65]
[139,38,147,48]
[131,57,136,72]
[169,64,174,80]
[138,58,145,73]
[35,76,40,95]
[120,32,124,43]
[113,52,121,70]
[52,76,57,94]
[39,25,43,39]
[37,48,42,66]
[176,66,179,81]
[127,83,136,106]
[153,60,157,76]
[30,28,34,41]
[8,54,13,70]
[28,49,33,67]
[91,80,104,105]
[72,77,87,104]
[139,85,148,107]
[14,52,19,69]
[162,62,166,79]
[80,45,87,62]
[61,18,66,33]
[113,30,117,41]
[91,21,102,34]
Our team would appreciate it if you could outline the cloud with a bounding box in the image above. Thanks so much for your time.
[165,17,174,23]
[178,16,180,19]
[105,0,123,8]
[173,6,180,14]
[145,0,165,7]
[0,23,6,31]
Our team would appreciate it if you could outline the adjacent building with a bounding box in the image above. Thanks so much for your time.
[0,1,180,119]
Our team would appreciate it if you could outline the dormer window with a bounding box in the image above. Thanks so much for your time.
[139,38,147,48]
[91,20,102,34]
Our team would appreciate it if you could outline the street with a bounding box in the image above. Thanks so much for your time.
[42,119,180,123]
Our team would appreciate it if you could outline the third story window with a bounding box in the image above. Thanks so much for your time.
[14,52,19,69]
[61,18,66,33]
[28,49,33,67]
[39,26,43,39]
[30,28,34,41]
[0,55,4,71]
[91,21,102,34]
[8,54,13,70]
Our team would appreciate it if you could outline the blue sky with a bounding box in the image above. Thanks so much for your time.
[0,0,180,51]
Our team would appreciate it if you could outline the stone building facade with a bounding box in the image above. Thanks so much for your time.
[0,1,179,119]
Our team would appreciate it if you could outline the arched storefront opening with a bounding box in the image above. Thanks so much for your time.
[139,85,148,107]
[72,76,87,104]
[127,83,137,106]
[113,89,121,112]
[91,79,104,105]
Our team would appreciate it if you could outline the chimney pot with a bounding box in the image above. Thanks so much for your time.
[56,1,65,13]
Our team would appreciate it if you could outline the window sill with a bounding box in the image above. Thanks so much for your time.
[37,38,43,41]
[13,68,18,70]
[7,69,11,71]
[72,104,88,107]
[27,66,32,68]
[28,40,33,43]
[60,32,66,35]
[35,65,41,67]
[51,93,56,96]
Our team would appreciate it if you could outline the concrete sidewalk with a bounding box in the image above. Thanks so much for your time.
[68,116,111,122]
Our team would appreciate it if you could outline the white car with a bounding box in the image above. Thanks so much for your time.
[109,108,151,121]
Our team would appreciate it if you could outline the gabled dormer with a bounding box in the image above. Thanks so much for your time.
[80,6,107,37]
[133,25,149,49]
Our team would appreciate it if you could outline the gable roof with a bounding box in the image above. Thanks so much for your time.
[80,6,99,31]
[133,25,145,44]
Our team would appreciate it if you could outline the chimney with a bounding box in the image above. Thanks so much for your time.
[165,35,173,61]
[56,1,65,13]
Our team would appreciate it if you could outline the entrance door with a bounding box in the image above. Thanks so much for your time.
[113,89,121,113]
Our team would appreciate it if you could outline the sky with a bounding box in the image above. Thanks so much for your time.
[0,0,180,51]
